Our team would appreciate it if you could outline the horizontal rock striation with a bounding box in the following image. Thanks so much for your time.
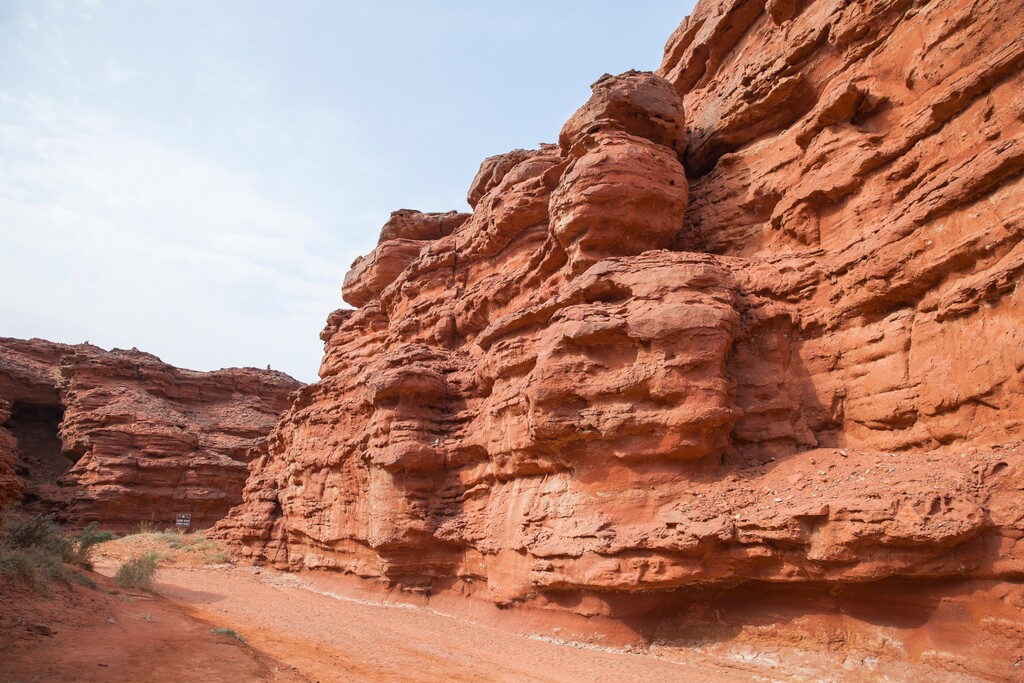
[219,1,1024,676]
[0,338,88,515]
[0,338,301,529]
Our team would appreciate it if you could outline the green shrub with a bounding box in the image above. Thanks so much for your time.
[0,514,65,592]
[115,551,160,589]
[0,544,40,580]
[4,514,63,554]
[210,627,245,643]
[79,522,116,547]
[62,522,116,568]
[0,545,62,593]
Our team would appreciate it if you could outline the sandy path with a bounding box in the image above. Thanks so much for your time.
[0,569,303,683]
[135,565,750,683]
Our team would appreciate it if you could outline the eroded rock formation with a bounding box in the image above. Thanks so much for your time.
[219,1,1024,677]
[0,338,301,529]
[0,339,74,516]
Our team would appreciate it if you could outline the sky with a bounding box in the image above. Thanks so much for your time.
[0,1,696,383]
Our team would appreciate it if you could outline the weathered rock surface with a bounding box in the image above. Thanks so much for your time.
[219,0,1024,676]
[0,338,301,529]
[0,338,85,514]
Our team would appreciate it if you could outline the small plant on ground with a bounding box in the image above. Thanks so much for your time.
[62,522,116,568]
[204,550,232,565]
[115,551,160,589]
[0,544,61,591]
[0,514,65,592]
[152,528,224,557]
[160,528,192,549]
[133,520,157,534]
[69,571,98,589]
[3,514,64,554]
[210,627,245,643]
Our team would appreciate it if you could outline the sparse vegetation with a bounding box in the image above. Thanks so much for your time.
[133,520,158,534]
[113,526,232,567]
[210,627,245,643]
[115,551,160,589]
[0,514,116,592]
[3,514,64,554]
[160,528,195,550]
[69,571,98,589]
[204,550,231,565]
[62,522,116,568]
[0,514,67,592]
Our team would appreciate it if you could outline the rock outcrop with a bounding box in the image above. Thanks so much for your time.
[0,338,301,529]
[0,338,86,514]
[219,1,1024,677]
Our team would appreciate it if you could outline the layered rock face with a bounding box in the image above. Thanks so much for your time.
[0,339,76,515]
[0,338,301,529]
[220,0,1024,675]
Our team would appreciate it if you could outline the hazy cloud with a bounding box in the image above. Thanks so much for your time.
[0,92,339,380]
[0,0,694,382]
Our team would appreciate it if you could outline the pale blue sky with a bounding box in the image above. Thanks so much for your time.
[0,1,695,382]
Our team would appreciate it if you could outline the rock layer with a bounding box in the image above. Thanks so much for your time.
[0,338,84,514]
[219,0,1024,677]
[0,338,301,529]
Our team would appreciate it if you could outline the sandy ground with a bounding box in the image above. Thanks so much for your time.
[3,534,1012,681]
[0,568,304,683]
[122,563,752,682]
[2,531,752,683]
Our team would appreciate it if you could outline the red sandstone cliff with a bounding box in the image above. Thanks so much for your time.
[218,0,1024,677]
[0,338,89,513]
[0,338,301,529]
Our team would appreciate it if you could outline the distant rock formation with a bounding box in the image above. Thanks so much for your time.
[0,337,301,530]
[216,0,1024,676]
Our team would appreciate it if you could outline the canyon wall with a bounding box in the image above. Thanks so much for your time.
[0,338,301,529]
[218,0,1024,677]
[0,339,74,516]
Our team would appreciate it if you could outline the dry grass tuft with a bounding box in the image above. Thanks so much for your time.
[115,551,160,589]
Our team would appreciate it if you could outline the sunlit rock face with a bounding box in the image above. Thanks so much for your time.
[0,337,301,530]
[219,0,1024,676]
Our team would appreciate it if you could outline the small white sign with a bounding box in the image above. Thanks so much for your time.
[176,513,192,527]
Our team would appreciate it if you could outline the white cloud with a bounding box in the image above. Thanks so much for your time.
[0,92,342,381]
[0,0,694,386]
